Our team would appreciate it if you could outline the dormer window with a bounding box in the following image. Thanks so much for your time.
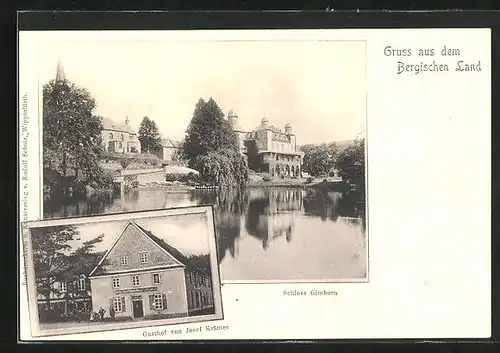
[140,252,149,264]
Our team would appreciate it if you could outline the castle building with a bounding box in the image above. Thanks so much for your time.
[88,222,214,320]
[227,110,304,177]
[101,117,141,154]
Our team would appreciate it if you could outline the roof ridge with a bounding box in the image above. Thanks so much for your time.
[134,222,211,277]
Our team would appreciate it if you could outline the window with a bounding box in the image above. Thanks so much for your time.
[109,133,113,139]
[112,277,120,289]
[113,297,123,312]
[121,134,124,141]
[140,252,149,264]
[78,276,86,291]
[132,275,140,287]
[60,282,67,293]
[152,273,161,285]
[121,256,129,266]
[153,294,164,310]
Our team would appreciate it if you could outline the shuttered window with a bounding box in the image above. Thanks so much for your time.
[152,273,161,285]
[149,293,167,310]
[112,297,126,313]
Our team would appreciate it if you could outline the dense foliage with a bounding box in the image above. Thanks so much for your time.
[191,149,248,187]
[183,98,239,161]
[182,98,248,186]
[300,142,338,177]
[138,116,163,154]
[43,79,107,187]
[32,225,105,310]
[335,138,365,194]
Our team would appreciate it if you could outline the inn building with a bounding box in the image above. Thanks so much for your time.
[88,222,214,320]
[227,110,304,177]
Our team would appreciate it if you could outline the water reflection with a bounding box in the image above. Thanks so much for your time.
[44,186,366,281]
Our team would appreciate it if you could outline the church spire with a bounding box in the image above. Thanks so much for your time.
[56,60,66,82]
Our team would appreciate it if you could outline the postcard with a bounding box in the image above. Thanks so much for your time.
[19,27,491,340]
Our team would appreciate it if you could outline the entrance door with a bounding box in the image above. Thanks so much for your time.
[132,299,144,318]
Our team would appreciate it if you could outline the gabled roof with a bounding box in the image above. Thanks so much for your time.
[101,117,136,134]
[161,138,178,148]
[134,223,210,277]
[88,221,210,278]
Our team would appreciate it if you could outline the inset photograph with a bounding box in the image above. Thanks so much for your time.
[23,206,222,337]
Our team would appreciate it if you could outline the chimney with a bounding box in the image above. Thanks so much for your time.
[125,116,130,125]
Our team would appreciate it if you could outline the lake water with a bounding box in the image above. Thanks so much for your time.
[44,187,367,282]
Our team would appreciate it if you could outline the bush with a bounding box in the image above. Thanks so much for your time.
[190,149,248,187]
[305,177,314,184]
[165,172,200,184]
[262,175,272,182]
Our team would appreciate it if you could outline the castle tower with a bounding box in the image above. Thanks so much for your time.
[285,123,292,134]
[55,60,66,82]
[125,116,130,125]
[261,117,269,128]
[227,109,239,130]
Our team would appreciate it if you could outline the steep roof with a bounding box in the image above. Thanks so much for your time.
[161,138,178,148]
[89,221,210,278]
[252,122,283,134]
[101,117,136,134]
[133,223,210,277]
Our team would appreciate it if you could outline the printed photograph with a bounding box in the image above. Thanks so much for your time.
[24,207,223,337]
[39,39,367,282]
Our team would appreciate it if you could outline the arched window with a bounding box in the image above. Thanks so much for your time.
[121,134,124,141]
[109,133,113,140]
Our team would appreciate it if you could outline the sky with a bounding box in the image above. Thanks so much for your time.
[61,213,210,256]
[38,39,366,145]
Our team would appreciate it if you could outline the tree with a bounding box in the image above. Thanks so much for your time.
[335,138,365,193]
[182,98,248,186]
[191,148,248,188]
[182,98,239,162]
[43,79,105,185]
[138,116,162,154]
[31,226,79,310]
[32,225,106,317]
[186,254,212,277]
[301,143,338,177]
